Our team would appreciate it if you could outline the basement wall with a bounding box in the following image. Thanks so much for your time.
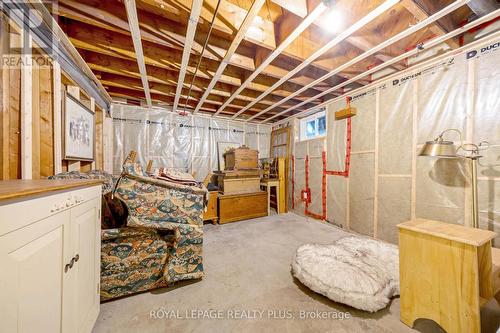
[111,104,272,181]
[0,13,109,179]
[289,34,500,247]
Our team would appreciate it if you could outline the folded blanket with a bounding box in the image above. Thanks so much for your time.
[156,168,199,187]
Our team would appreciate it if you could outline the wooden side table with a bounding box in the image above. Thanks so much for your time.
[260,179,279,215]
[397,219,498,333]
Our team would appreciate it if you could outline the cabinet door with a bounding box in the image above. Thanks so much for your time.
[0,210,71,333]
[69,197,101,333]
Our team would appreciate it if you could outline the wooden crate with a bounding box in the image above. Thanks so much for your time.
[218,176,260,195]
[224,146,258,170]
[218,191,268,224]
[203,191,218,224]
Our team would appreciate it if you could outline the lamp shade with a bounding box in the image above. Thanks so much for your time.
[419,140,459,158]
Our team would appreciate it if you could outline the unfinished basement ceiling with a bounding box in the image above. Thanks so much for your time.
[49,0,477,122]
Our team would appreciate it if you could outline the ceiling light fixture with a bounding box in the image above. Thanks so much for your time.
[322,9,343,33]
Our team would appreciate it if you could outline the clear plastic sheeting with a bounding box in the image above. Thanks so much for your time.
[350,89,376,153]
[417,56,468,145]
[415,55,469,225]
[327,176,347,227]
[293,141,307,213]
[111,105,271,181]
[294,36,500,247]
[349,153,375,236]
[474,43,500,245]
[377,177,412,244]
[308,139,325,216]
[326,99,347,171]
[379,82,413,175]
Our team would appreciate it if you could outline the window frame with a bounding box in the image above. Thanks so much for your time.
[299,110,326,142]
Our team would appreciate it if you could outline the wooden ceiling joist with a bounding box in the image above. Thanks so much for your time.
[211,2,327,117]
[401,0,461,48]
[124,0,152,107]
[274,9,500,125]
[250,0,470,122]
[231,0,401,120]
[64,21,322,107]
[173,0,203,113]
[50,0,481,121]
[192,0,267,114]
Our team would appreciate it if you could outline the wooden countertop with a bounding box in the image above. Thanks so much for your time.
[0,179,104,202]
[398,219,497,246]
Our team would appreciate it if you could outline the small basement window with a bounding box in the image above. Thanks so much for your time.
[299,110,326,141]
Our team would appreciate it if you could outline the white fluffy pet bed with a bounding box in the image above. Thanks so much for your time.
[291,236,399,312]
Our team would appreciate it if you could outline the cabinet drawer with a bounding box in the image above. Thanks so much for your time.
[0,185,101,236]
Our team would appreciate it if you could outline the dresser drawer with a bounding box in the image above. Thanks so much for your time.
[0,185,101,236]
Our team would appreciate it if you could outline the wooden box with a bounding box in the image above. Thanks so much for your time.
[203,191,218,224]
[218,176,261,195]
[218,191,268,224]
[335,106,357,120]
[224,146,258,170]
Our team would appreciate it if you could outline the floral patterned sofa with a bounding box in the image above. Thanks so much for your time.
[49,165,206,301]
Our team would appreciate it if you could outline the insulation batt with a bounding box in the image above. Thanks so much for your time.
[291,236,399,312]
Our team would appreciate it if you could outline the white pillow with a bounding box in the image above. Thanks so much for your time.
[291,236,399,312]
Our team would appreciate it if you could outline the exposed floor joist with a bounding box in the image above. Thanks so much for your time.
[252,0,470,122]
[231,0,400,119]
[124,0,152,107]
[48,0,480,122]
[275,9,500,125]
[173,0,203,113]
[193,0,267,114]
[212,2,327,117]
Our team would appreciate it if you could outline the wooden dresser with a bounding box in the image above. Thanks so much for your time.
[0,180,102,333]
[218,191,267,224]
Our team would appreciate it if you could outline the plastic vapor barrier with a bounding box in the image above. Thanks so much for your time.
[292,36,500,246]
[111,105,271,181]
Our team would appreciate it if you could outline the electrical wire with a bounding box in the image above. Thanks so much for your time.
[182,0,222,114]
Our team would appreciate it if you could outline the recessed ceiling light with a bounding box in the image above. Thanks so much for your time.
[321,9,343,33]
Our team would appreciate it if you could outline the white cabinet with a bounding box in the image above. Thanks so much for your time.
[0,184,101,333]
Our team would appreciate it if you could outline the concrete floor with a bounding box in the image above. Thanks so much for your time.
[93,213,500,333]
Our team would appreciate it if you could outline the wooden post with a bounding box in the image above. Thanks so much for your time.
[20,29,32,179]
[103,115,113,173]
[53,62,62,174]
[90,97,96,170]
[66,85,81,172]
[1,18,10,179]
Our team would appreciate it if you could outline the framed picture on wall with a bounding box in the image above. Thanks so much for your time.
[63,91,95,161]
[217,142,239,171]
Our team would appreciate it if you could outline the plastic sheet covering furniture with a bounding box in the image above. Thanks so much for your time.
[115,163,206,293]
[292,236,399,312]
